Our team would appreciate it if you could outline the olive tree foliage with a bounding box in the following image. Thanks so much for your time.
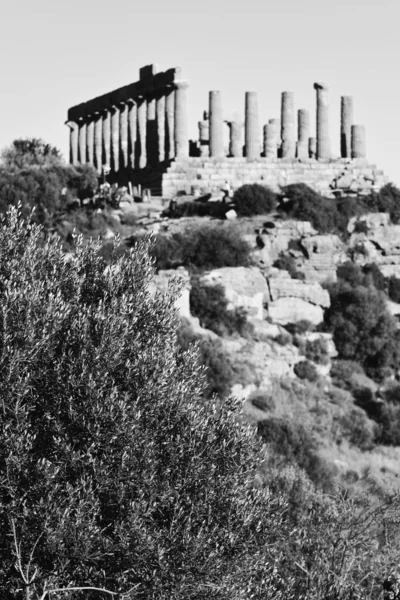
[0,207,290,600]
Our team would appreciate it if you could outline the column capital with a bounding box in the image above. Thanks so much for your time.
[314,82,329,91]
[65,120,78,129]
[174,80,189,91]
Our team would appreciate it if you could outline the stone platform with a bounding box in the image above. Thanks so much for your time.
[160,157,388,198]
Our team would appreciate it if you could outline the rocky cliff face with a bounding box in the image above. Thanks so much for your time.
[152,211,400,398]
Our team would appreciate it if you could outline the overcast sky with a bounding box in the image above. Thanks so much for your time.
[1,0,399,184]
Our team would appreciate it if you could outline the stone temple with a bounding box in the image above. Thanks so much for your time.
[66,63,388,197]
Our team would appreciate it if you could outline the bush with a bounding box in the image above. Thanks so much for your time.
[257,417,334,489]
[279,184,338,233]
[177,321,234,399]
[324,279,400,381]
[305,338,330,365]
[339,407,376,450]
[330,359,366,390]
[0,206,294,599]
[190,275,251,337]
[294,360,319,382]
[150,223,251,271]
[232,183,277,216]
[250,392,276,412]
[388,276,400,303]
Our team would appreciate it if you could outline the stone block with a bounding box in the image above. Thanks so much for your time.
[268,297,325,326]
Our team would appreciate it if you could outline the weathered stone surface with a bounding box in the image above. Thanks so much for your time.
[268,276,330,307]
[341,96,353,158]
[314,82,331,159]
[201,267,270,319]
[268,297,325,325]
[225,209,237,220]
[301,234,344,258]
[351,124,366,159]
[209,91,224,158]
[281,92,295,158]
[245,92,260,160]
[347,212,390,234]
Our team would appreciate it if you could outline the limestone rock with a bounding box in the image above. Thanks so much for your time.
[301,234,344,258]
[347,212,390,234]
[225,209,237,220]
[201,267,270,319]
[268,276,330,308]
[268,297,325,326]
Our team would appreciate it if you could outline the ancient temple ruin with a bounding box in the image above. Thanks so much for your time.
[66,64,387,197]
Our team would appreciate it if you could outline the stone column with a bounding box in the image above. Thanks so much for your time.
[226,120,243,158]
[119,102,129,170]
[263,123,278,158]
[78,118,87,164]
[127,99,137,169]
[209,91,224,158]
[86,116,94,166]
[314,82,331,159]
[198,111,209,157]
[93,112,102,174]
[174,81,189,159]
[156,93,166,162]
[308,137,317,159]
[341,96,353,158]
[297,109,310,159]
[111,105,120,172]
[102,109,111,169]
[147,96,157,165]
[137,97,147,169]
[281,92,295,158]
[351,125,366,159]
[245,91,260,160]
[66,121,79,165]
[165,87,175,160]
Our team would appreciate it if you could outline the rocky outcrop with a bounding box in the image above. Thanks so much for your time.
[268,297,325,326]
[268,272,330,307]
[265,269,330,326]
[201,266,270,319]
[348,213,400,277]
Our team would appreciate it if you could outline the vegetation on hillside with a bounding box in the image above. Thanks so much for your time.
[1,206,400,600]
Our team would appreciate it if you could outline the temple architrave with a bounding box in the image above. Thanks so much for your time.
[66,64,388,197]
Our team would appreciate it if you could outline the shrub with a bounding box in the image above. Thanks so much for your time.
[279,183,338,233]
[388,276,400,303]
[294,360,319,382]
[285,320,315,335]
[330,359,366,390]
[324,279,400,381]
[305,337,330,365]
[190,275,250,337]
[257,417,334,489]
[250,392,276,412]
[339,407,376,450]
[232,183,277,216]
[1,206,295,599]
[150,223,251,271]
[177,321,234,399]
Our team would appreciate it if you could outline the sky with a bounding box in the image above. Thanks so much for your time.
[1,0,399,184]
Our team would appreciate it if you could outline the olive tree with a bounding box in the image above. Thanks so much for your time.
[0,207,287,600]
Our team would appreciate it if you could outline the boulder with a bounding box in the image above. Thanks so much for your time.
[301,234,344,258]
[347,212,390,234]
[201,267,270,319]
[268,276,330,308]
[225,209,237,220]
[268,297,325,326]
